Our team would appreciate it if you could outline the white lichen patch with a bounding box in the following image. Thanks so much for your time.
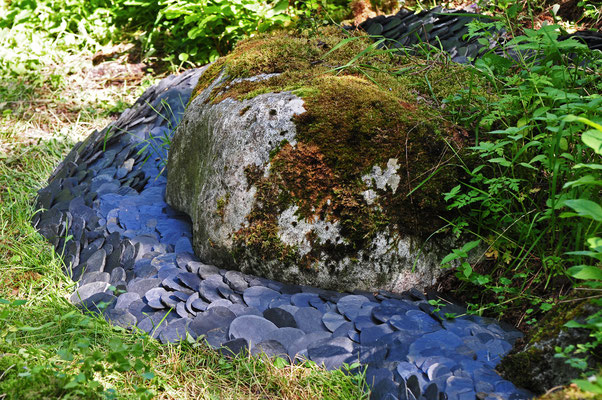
[362,158,402,194]
[277,205,343,256]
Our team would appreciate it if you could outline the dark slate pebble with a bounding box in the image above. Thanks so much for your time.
[70,281,110,304]
[177,271,201,292]
[109,267,127,284]
[127,299,156,322]
[263,307,297,328]
[84,248,106,273]
[224,270,248,292]
[205,326,229,348]
[337,294,371,320]
[115,292,141,311]
[145,287,169,309]
[243,286,281,312]
[189,306,236,338]
[251,340,289,359]
[200,279,228,303]
[288,331,331,361]
[191,298,209,312]
[192,262,219,279]
[294,307,328,334]
[227,304,262,317]
[219,338,249,357]
[127,278,162,297]
[185,292,199,314]
[104,308,137,329]
[228,315,278,346]
[79,271,110,287]
[76,292,116,315]
[370,378,399,400]
[263,327,306,350]
[322,312,348,332]
[307,337,357,370]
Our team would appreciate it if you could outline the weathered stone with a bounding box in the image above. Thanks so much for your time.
[165,30,471,293]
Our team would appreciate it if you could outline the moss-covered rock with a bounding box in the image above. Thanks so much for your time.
[166,27,490,292]
[498,300,601,395]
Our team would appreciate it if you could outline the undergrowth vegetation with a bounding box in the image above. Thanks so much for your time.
[435,7,602,395]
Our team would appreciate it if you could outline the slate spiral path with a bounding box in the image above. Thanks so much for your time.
[33,64,533,400]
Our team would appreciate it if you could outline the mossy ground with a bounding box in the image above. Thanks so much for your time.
[192,27,492,269]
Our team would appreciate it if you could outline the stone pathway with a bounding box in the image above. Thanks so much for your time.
[34,67,532,400]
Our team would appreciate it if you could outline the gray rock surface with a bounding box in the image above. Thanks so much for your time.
[166,68,457,293]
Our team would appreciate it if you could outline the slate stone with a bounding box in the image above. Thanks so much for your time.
[133,259,158,278]
[79,271,110,286]
[263,327,306,350]
[70,281,110,304]
[76,292,117,315]
[288,331,331,361]
[227,304,262,317]
[291,292,319,308]
[145,287,169,309]
[423,383,439,400]
[177,271,201,292]
[185,292,199,314]
[322,312,348,332]
[361,324,395,345]
[200,279,228,303]
[224,270,248,292]
[307,337,357,370]
[192,262,219,278]
[228,315,278,346]
[84,249,106,273]
[359,344,389,363]
[115,292,141,311]
[176,302,191,318]
[189,306,236,338]
[205,326,229,348]
[220,338,249,357]
[251,340,289,359]
[96,303,134,326]
[191,298,209,312]
[176,252,196,269]
[370,378,399,400]
[406,375,422,398]
[127,278,162,297]
[137,313,169,338]
[110,267,127,284]
[127,299,156,322]
[207,299,234,309]
[263,308,297,328]
[243,286,281,312]
[162,274,193,294]
[292,307,327,334]
[161,291,187,309]
[337,295,372,320]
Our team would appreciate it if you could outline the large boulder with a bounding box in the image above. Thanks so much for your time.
[166,28,487,292]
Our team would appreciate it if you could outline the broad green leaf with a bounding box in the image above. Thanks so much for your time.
[564,199,602,222]
[582,129,602,155]
[461,239,481,253]
[563,175,602,189]
[567,265,602,280]
[587,237,602,253]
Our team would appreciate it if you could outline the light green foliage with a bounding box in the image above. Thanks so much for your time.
[0,0,352,67]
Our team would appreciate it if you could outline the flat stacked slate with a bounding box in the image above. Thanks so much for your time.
[34,65,532,400]
[356,6,500,63]
[357,7,602,63]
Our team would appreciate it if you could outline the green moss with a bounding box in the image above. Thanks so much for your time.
[190,27,493,268]
[497,346,546,390]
